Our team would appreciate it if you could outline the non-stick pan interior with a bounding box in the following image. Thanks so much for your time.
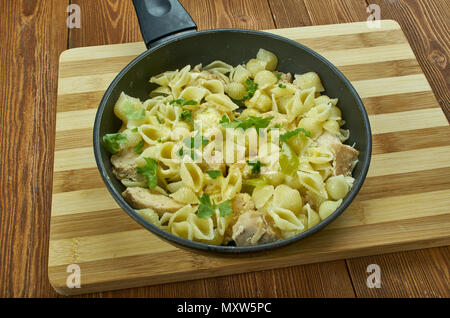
[95,29,371,253]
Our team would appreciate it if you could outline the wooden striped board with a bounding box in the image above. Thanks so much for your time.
[50,20,450,295]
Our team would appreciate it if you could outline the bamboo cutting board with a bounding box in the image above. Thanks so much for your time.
[49,20,450,296]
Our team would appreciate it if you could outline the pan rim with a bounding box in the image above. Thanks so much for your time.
[93,28,372,254]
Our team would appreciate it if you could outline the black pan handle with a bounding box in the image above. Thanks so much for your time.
[132,0,197,48]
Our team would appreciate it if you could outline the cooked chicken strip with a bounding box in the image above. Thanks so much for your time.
[122,187,185,216]
[316,132,359,176]
[111,148,143,182]
[231,211,280,246]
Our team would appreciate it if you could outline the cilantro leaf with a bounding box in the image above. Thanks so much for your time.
[206,170,222,179]
[124,103,146,120]
[182,100,198,106]
[280,128,311,141]
[247,160,262,174]
[183,134,209,149]
[230,98,244,107]
[134,140,145,154]
[169,98,186,106]
[197,194,216,219]
[219,115,274,134]
[103,133,127,154]
[179,110,192,123]
[218,200,233,217]
[169,98,198,107]
[136,157,158,189]
[242,78,258,101]
[177,147,197,161]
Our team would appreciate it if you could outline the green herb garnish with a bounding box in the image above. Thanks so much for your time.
[280,128,311,141]
[247,160,262,174]
[206,170,222,179]
[124,103,146,120]
[197,194,216,219]
[230,97,245,107]
[218,200,233,217]
[183,134,209,149]
[219,115,274,134]
[169,98,198,107]
[131,127,138,133]
[103,133,127,154]
[278,83,286,88]
[179,110,193,123]
[136,157,158,189]
[134,140,145,154]
[242,78,258,101]
[177,147,197,161]
[156,116,162,124]
[276,73,282,80]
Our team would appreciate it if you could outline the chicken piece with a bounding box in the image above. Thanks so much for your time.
[262,111,289,128]
[316,132,359,176]
[223,193,255,245]
[231,211,280,246]
[111,148,143,182]
[122,187,185,216]
[231,193,255,215]
[332,143,359,176]
[316,131,340,149]
[302,192,317,211]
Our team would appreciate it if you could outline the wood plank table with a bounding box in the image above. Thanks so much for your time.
[1,0,449,297]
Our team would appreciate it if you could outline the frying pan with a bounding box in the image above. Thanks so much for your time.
[93,0,372,253]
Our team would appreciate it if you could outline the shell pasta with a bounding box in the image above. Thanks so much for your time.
[103,48,359,246]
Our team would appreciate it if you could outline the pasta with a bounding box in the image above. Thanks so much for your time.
[104,48,359,247]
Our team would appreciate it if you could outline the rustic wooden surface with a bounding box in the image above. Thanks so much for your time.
[0,0,449,298]
[50,20,450,296]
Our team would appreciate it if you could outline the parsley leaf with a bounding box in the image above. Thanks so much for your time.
[247,160,262,174]
[276,73,282,80]
[169,98,198,107]
[134,140,145,154]
[179,110,192,123]
[197,194,216,219]
[131,127,138,133]
[124,103,146,120]
[219,115,274,134]
[218,200,233,217]
[242,78,258,101]
[230,98,244,107]
[278,83,286,88]
[137,157,158,189]
[103,133,127,154]
[206,170,222,179]
[280,128,311,141]
[177,147,197,161]
[183,134,209,149]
